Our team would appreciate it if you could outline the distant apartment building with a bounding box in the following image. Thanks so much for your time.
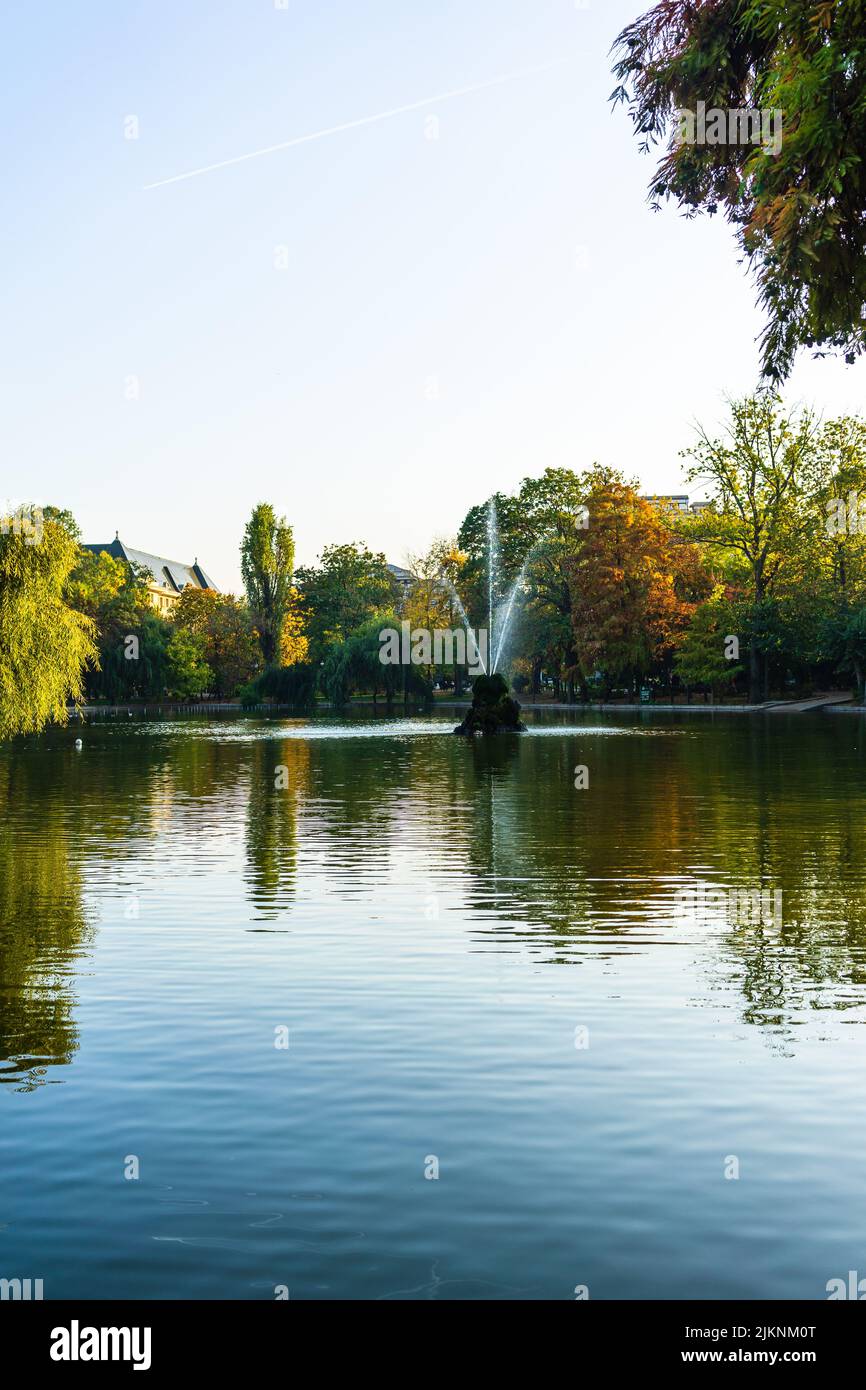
[387,562,414,597]
[82,535,219,615]
[643,494,712,514]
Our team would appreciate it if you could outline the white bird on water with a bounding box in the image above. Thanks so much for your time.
[74,738,83,750]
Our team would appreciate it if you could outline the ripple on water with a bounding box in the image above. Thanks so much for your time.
[1,710,865,1298]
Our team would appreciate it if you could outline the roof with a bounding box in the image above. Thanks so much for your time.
[387,563,415,589]
[82,536,219,593]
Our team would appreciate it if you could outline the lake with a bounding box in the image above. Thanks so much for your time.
[2,709,865,1300]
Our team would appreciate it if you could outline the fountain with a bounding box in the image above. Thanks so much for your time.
[453,499,528,736]
[453,672,526,736]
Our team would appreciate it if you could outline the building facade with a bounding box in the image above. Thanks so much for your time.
[82,535,219,615]
[642,495,712,515]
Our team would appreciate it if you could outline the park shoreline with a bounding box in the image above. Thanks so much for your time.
[65,694,863,717]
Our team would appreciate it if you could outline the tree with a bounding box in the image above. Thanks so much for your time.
[240,662,317,710]
[68,547,139,615]
[567,478,710,696]
[165,628,213,699]
[825,603,866,696]
[67,548,170,701]
[174,588,260,696]
[0,511,97,738]
[508,602,561,697]
[279,587,310,667]
[678,393,826,700]
[458,468,591,697]
[241,504,295,665]
[612,0,866,379]
[457,491,528,627]
[42,506,81,540]
[516,467,599,699]
[96,611,172,701]
[768,414,866,691]
[295,543,397,665]
[812,415,866,598]
[404,538,469,688]
[321,612,430,707]
[674,589,743,700]
[431,540,471,692]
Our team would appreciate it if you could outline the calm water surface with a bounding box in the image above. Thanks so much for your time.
[2,709,866,1299]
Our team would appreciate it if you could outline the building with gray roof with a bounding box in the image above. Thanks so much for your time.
[82,534,219,615]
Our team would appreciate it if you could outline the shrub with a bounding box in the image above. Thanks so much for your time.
[240,663,317,709]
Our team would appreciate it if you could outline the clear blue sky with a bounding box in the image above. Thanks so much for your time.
[4,0,865,592]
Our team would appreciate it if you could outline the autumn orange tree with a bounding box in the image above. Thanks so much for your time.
[174,588,260,697]
[566,479,711,697]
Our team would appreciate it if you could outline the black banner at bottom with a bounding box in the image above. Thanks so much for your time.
[1,1298,861,1375]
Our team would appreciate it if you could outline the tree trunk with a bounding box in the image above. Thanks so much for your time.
[749,641,761,704]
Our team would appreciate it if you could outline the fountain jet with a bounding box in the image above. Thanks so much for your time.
[453,498,530,734]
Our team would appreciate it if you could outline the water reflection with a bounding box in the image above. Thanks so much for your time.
[0,754,93,1089]
[244,738,309,919]
[2,712,866,1089]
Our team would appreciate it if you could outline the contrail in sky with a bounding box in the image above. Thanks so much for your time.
[143,59,563,190]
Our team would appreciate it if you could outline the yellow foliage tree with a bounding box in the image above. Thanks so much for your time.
[279,587,309,666]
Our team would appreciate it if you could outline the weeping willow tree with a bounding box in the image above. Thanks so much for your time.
[0,510,97,738]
